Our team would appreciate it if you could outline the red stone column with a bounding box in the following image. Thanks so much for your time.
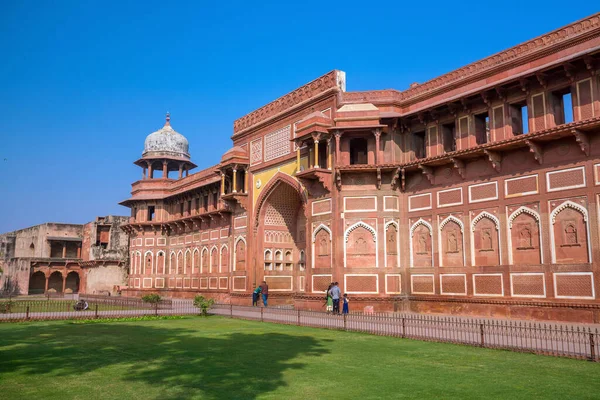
[334,131,341,165]
[44,275,49,293]
[178,163,183,179]
[162,161,168,178]
[62,243,67,258]
[62,276,66,293]
[374,128,381,165]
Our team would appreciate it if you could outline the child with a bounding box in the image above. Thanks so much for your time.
[342,293,349,314]
[252,285,262,306]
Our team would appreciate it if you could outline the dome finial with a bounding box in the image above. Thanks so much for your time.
[165,112,171,126]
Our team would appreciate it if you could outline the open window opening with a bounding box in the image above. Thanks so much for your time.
[474,112,489,145]
[187,200,192,216]
[96,226,110,249]
[317,141,328,168]
[349,138,368,165]
[203,195,209,212]
[212,192,219,210]
[413,131,426,159]
[151,162,163,179]
[147,206,156,222]
[551,87,573,125]
[441,123,456,152]
[509,101,528,135]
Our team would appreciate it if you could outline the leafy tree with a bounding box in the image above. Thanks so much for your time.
[141,293,162,315]
[193,295,214,316]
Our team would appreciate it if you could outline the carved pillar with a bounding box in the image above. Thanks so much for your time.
[327,138,332,170]
[62,242,66,258]
[162,161,168,178]
[334,131,341,165]
[185,166,189,177]
[147,161,153,179]
[178,163,183,179]
[296,145,301,172]
[374,128,381,165]
[232,168,238,193]
[314,140,320,168]
[142,167,146,180]
[44,276,49,293]
[62,276,66,293]
[221,172,226,195]
[244,168,249,194]
[77,245,81,258]
[309,147,313,168]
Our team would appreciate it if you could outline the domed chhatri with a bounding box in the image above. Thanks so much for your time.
[143,113,190,159]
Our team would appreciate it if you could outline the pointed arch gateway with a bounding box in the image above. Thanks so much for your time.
[255,173,308,292]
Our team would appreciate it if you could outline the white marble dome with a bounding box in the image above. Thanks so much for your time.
[143,114,190,159]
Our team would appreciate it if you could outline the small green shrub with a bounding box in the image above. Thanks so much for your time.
[193,295,214,316]
[0,300,13,314]
[141,293,162,304]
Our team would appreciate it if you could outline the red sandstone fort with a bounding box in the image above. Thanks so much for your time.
[3,13,600,322]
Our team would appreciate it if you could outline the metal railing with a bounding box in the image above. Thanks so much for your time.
[210,304,600,362]
[1,297,598,362]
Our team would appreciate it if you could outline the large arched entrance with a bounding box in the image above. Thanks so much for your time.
[256,176,307,294]
[47,271,63,293]
[28,271,46,295]
[65,272,80,293]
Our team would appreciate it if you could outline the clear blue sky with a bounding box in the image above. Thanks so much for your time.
[0,1,597,233]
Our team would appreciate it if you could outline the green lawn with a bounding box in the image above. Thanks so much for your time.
[0,300,136,313]
[0,317,599,400]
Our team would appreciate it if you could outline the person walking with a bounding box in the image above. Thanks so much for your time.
[325,283,333,314]
[342,293,349,314]
[330,282,341,314]
[259,280,269,307]
[252,285,262,306]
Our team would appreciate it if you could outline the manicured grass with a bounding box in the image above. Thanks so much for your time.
[0,317,599,400]
[0,300,135,313]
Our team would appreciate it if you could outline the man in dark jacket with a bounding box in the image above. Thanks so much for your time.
[259,281,269,307]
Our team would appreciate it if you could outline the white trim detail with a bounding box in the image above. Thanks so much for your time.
[233,236,247,272]
[311,274,333,293]
[312,198,332,216]
[472,273,505,297]
[470,211,502,266]
[143,250,153,275]
[410,274,435,295]
[468,181,498,203]
[437,187,463,208]
[312,224,333,268]
[438,215,465,267]
[504,174,539,198]
[409,219,433,268]
[344,274,379,294]
[344,221,378,268]
[549,200,591,264]
[184,249,191,274]
[553,272,595,300]
[510,273,546,298]
[385,274,402,294]
[219,244,229,273]
[546,166,586,192]
[408,193,432,212]
[439,274,467,296]
[343,196,377,212]
[507,206,544,265]
[383,220,400,268]
[264,275,293,292]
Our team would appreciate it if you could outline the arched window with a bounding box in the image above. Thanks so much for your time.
[264,250,273,270]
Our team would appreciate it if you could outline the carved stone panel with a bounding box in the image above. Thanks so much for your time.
[346,225,376,268]
[385,223,399,268]
[412,224,432,267]
[511,213,541,265]
[553,207,588,264]
[472,217,500,266]
[235,240,246,271]
[314,228,332,269]
[441,220,464,267]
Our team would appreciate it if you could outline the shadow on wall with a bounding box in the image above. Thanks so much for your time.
[0,319,329,399]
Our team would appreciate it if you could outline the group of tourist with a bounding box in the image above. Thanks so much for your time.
[325,282,349,314]
[252,281,269,307]
[250,280,349,314]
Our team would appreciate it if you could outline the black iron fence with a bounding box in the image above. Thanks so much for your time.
[1,297,598,362]
[210,304,600,362]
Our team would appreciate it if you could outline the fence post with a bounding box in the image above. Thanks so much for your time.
[343,313,347,331]
[155,303,158,317]
[297,309,300,326]
[480,323,485,347]
[261,306,264,322]
[401,317,406,338]
[95,304,99,319]
[26,305,30,320]
[230,304,233,318]
[589,332,596,361]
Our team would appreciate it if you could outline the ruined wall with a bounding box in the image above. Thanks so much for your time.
[85,263,127,294]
